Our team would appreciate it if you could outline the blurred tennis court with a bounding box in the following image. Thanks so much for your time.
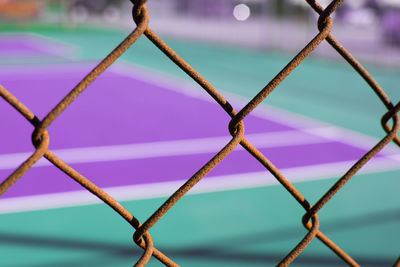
[1,1,400,266]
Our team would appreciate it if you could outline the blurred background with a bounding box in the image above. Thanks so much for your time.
[1,0,400,67]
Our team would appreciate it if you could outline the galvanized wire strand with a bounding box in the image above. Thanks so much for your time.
[135,22,325,266]
[1,0,399,266]
[134,121,245,243]
[237,139,356,265]
[120,0,399,263]
[297,1,399,264]
[32,3,149,145]
[0,130,49,196]
[136,20,317,263]
[313,230,359,266]
[239,138,310,210]
[308,0,399,146]
[394,256,400,267]
[301,0,400,233]
[240,134,359,266]
[303,114,400,227]
[130,1,359,265]
[136,21,323,265]
[134,233,154,267]
[0,85,177,266]
[277,216,320,267]
[0,85,49,196]
[229,15,333,129]
[0,85,39,123]
[382,102,400,146]
[132,7,318,263]
[143,28,236,117]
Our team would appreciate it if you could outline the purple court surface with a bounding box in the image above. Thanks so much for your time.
[0,33,75,59]
[0,40,399,213]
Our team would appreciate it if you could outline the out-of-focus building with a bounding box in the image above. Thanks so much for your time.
[1,0,400,66]
[171,0,400,46]
[0,0,44,21]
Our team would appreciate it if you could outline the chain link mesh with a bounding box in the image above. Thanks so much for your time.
[1,0,399,266]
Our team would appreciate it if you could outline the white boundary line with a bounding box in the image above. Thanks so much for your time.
[0,61,94,78]
[1,156,398,214]
[112,61,400,156]
[0,129,331,170]
[1,61,399,213]
[1,60,396,157]
[0,32,78,60]
[0,58,395,156]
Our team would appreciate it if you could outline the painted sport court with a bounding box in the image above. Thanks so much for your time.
[0,33,399,266]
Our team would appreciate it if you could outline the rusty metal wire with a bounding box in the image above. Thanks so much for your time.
[1,0,399,266]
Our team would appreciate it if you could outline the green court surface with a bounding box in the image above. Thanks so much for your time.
[1,170,400,266]
[1,26,399,266]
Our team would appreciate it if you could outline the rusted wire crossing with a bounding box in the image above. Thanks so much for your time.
[1,0,399,266]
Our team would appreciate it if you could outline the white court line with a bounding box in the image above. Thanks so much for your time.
[0,128,331,170]
[113,61,400,156]
[1,62,400,214]
[1,156,399,214]
[0,32,78,59]
[2,60,396,158]
[387,153,400,162]
[1,63,399,169]
[0,60,396,156]
[112,61,333,130]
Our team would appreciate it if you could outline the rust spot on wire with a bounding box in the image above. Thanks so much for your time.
[1,0,399,266]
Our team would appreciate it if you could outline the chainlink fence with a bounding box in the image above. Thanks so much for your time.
[1,0,400,266]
